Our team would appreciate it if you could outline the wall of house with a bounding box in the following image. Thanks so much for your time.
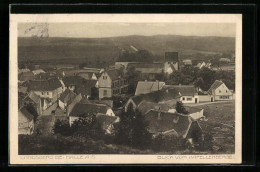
[58,100,66,110]
[180,96,199,103]
[106,109,115,116]
[69,116,80,126]
[198,95,212,102]
[99,88,112,99]
[98,72,112,88]
[214,84,233,101]
[124,99,137,112]
[164,62,178,74]
[34,91,53,99]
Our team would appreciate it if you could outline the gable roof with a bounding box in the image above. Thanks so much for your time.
[19,107,34,121]
[145,110,191,137]
[62,76,86,86]
[105,69,122,81]
[96,114,118,130]
[19,71,35,81]
[25,91,41,104]
[135,68,163,74]
[59,89,77,104]
[69,102,109,117]
[163,85,197,97]
[135,81,165,95]
[131,88,179,106]
[28,78,62,91]
[208,80,224,93]
[165,52,179,62]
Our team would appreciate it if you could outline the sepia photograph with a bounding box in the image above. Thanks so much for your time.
[9,14,242,164]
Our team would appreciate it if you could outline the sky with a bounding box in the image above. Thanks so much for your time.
[18,23,236,38]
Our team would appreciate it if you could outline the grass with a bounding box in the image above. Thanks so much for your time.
[196,101,235,154]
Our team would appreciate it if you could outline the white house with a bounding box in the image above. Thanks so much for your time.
[164,85,199,104]
[208,80,233,101]
[28,78,63,103]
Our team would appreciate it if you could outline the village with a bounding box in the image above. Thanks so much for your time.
[18,49,235,154]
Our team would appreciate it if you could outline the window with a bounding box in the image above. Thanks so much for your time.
[182,97,185,101]
[219,90,221,93]
[220,96,229,99]
[42,92,44,95]
[226,90,228,93]
[103,90,107,96]
[103,76,107,80]
[187,98,192,101]
[47,92,49,95]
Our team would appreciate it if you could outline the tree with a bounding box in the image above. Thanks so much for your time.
[175,101,189,114]
[194,77,206,91]
[115,103,152,148]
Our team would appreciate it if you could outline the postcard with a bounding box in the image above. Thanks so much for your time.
[9,14,242,164]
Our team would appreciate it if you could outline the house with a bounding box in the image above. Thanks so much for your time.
[98,69,128,99]
[164,85,199,103]
[145,109,203,143]
[69,102,115,126]
[96,114,119,135]
[125,88,179,112]
[58,89,77,110]
[135,81,165,96]
[183,59,192,66]
[23,91,43,115]
[62,76,98,98]
[18,68,30,74]
[127,62,164,80]
[208,80,233,101]
[164,52,179,74]
[27,78,63,103]
[32,69,45,75]
[18,71,35,82]
[77,72,98,80]
[18,107,34,135]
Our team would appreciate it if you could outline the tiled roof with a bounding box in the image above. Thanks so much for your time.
[20,107,34,121]
[69,102,109,117]
[131,88,179,106]
[135,81,165,95]
[28,78,62,91]
[75,80,97,96]
[163,85,197,97]
[19,71,35,81]
[59,89,77,104]
[27,91,41,104]
[208,80,224,93]
[105,69,122,81]
[96,114,118,130]
[165,52,179,62]
[145,110,191,137]
[62,76,86,86]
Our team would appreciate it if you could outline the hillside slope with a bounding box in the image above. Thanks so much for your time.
[18,35,235,65]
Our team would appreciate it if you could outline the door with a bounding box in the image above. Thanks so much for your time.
[195,98,198,103]
[211,97,213,102]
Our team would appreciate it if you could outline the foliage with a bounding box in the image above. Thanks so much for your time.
[115,103,152,149]
[175,101,189,114]
[53,119,74,136]
[117,50,155,63]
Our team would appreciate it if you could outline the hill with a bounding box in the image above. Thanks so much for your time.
[18,35,235,66]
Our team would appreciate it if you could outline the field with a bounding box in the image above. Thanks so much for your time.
[196,100,235,154]
[18,35,235,67]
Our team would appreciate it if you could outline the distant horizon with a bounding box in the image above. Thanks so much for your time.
[18,33,236,39]
[18,23,236,38]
